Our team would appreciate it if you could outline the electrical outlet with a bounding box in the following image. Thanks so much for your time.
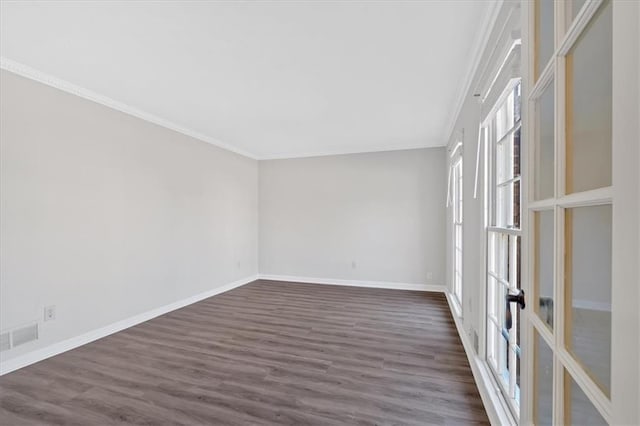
[44,305,56,322]
[236,261,241,269]
[427,272,433,280]
[351,261,356,269]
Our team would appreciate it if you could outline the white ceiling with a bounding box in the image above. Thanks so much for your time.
[0,1,498,160]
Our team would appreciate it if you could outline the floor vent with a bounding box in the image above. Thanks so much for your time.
[0,323,39,352]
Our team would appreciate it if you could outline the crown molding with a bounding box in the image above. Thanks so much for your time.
[442,0,503,145]
[257,142,444,161]
[1,57,446,161]
[0,57,259,160]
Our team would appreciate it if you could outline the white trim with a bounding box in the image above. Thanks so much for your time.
[449,141,463,158]
[0,57,258,160]
[474,123,484,199]
[482,40,522,104]
[258,274,444,293]
[572,299,612,312]
[257,143,443,161]
[443,0,503,144]
[557,0,604,56]
[0,57,445,161]
[445,291,517,426]
[0,275,258,376]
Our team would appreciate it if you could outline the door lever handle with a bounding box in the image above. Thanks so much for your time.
[507,289,526,310]
[505,289,525,330]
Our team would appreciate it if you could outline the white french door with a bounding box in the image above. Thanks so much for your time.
[521,0,640,424]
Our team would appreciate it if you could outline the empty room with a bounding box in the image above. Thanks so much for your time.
[0,0,638,425]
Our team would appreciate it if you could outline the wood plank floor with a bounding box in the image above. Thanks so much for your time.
[0,280,489,425]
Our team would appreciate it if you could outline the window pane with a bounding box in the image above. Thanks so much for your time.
[499,234,509,282]
[513,126,521,179]
[534,81,554,200]
[516,351,521,394]
[565,205,612,395]
[488,232,497,276]
[497,137,510,184]
[566,0,612,193]
[498,333,508,384]
[565,372,607,425]
[498,128,520,187]
[534,331,553,426]
[514,83,522,124]
[488,275,498,319]
[512,180,521,229]
[514,301,521,347]
[514,235,521,290]
[535,210,554,329]
[488,324,497,367]
[496,186,507,227]
[535,0,554,79]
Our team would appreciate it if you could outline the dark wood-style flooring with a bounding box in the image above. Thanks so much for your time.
[0,280,488,425]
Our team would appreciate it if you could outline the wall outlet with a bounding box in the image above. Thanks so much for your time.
[427,272,433,280]
[44,305,56,322]
[236,261,241,269]
[351,261,357,269]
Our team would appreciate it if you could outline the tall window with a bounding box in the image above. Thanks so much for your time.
[451,149,463,312]
[485,80,522,414]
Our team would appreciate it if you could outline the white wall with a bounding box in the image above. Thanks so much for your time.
[445,98,484,339]
[0,70,259,363]
[259,149,446,286]
[444,1,522,353]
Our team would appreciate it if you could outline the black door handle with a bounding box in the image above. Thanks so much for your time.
[507,289,526,310]
[505,289,525,330]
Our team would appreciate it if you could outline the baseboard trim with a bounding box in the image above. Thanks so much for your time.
[0,275,258,376]
[573,299,611,312]
[444,291,517,426]
[258,274,445,292]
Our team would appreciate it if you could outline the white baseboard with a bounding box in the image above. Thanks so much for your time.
[258,274,445,292]
[444,291,517,426]
[0,275,258,376]
[572,299,611,312]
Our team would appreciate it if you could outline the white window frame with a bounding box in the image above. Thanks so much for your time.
[483,78,523,418]
[450,143,463,316]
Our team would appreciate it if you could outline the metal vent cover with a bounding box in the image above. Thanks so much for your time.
[13,323,38,347]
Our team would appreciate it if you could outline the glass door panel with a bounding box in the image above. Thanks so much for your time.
[565,372,607,425]
[535,0,555,79]
[534,81,554,200]
[534,210,554,330]
[565,205,612,395]
[566,1,612,194]
[534,331,554,426]
[524,0,621,424]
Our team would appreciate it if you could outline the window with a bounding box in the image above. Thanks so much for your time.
[450,143,463,314]
[484,80,522,414]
